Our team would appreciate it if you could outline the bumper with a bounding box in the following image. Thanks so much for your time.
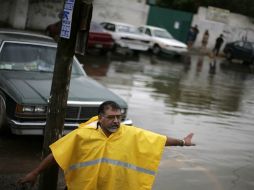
[117,41,149,51]
[9,118,133,135]
[88,42,114,50]
[162,47,188,55]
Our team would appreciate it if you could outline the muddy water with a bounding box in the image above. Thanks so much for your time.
[1,53,253,190]
[83,53,254,190]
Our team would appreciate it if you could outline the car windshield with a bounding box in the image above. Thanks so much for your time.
[117,25,141,34]
[153,29,173,39]
[0,42,83,75]
[90,22,104,32]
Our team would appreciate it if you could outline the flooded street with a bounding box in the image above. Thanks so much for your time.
[1,52,254,190]
[82,53,254,190]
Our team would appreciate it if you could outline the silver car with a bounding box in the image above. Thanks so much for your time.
[101,21,150,53]
[138,25,188,55]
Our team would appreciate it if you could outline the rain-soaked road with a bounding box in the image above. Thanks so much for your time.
[1,51,254,190]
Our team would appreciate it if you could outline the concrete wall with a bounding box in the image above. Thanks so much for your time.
[26,1,64,30]
[0,0,13,25]
[1,1,254,48]
[192,7,254,50]
[92,0,149,25]
[0,0,28,29]
[0,0,148,30]
[9,0,29,29]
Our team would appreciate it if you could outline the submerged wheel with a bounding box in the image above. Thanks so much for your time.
[152,45,161,55]
[226,52,232,61]
[0,92,8,133]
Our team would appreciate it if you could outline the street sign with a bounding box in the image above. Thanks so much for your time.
[60,0,75,39]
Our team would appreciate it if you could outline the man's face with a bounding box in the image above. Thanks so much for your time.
[99,107,122,135]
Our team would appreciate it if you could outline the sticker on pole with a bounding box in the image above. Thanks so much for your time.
[60,0,75,39]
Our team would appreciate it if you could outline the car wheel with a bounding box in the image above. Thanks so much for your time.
[226,52,232,61]
[100,49,108,55]
[0,92,8,133]
[251,59,254,65]
[45,28,50,36]
[152,45,161,55]
[243,60,251,65]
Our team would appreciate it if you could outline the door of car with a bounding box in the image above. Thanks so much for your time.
[242,42,253,61]
[233,41,246,59]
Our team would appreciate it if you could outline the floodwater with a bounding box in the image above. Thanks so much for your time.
[1,52,254,190]
[82,53,254,190]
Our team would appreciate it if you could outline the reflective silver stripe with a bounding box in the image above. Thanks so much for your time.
[67,158,156,176]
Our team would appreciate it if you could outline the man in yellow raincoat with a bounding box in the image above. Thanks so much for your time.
[18,101,195,190]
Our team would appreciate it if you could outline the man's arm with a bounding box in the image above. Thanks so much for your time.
[17,153,56,186]
[165,133,195,146]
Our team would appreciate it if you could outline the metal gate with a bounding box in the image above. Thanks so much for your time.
[147,6,193,43]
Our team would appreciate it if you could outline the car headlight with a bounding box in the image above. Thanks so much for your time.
[16,104,47,115]
[34,106,46,113]
[22,106,34,112]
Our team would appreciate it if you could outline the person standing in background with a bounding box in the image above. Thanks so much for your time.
[186,27,195,49]
[186,25,199,49]
[201,30,209,49]
[213,34,224,56]
[193,25,199,45]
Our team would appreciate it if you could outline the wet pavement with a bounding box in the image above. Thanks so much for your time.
[1,51,254,189]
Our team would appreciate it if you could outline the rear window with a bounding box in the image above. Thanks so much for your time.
[153,29,173,39]
[117,25,141,34]
[90,22,104,32]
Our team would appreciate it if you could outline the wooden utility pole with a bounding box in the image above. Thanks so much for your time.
[38,0,93,189]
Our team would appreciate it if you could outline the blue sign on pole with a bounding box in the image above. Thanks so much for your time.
[60,0,75,39]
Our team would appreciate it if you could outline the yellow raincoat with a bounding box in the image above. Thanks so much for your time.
[50,116,166,190]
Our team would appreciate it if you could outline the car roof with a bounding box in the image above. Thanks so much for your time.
[101,21,135,27]
[0,29,56,45]
[139,25,166,31]
[233,40,254,44]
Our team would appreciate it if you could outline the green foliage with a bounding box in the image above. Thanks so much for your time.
[156,0,254,18]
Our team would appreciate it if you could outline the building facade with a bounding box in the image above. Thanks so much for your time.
[1,0,254,50]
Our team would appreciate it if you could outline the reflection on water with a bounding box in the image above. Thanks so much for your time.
[80,53,254,190]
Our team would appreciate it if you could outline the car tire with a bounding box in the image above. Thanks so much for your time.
[243,60,251,65]
[226,52,232,61]
[251,59,254,65]
[0,92,8,133]
[100,49,108,55]
[152,45,161,55]
[45,28,51,36]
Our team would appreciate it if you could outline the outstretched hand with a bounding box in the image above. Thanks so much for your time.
[183,133,195,146]
[17,171,38,187]
[17,153,56,187]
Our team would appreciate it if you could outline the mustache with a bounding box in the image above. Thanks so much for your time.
[109,124,119,129]
[107,125,120,133]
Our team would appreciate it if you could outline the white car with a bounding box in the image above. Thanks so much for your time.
[138,25,188,55]
[100,21,150,52]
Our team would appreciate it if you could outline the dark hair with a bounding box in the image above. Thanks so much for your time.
[98,101,121,115]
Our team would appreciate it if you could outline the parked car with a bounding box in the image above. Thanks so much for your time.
[100,21,150,52]
[0,29,131,135]
[45,21,114,53]
[138,25,188,55]
[88,21,114,53]
[223,41,254,64]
